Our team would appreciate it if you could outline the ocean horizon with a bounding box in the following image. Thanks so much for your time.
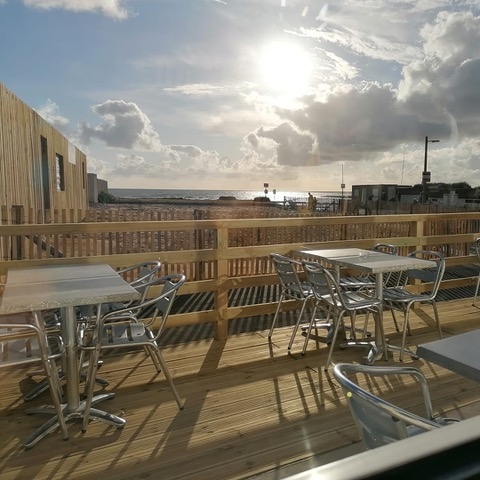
[110,188,346,202]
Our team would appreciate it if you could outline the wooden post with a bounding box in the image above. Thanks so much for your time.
[194,209,205,281]
[414,217,425,252]
[11,205,24,260]
[214,227,229,340]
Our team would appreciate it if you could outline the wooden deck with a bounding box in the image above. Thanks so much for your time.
[2,297,480,480]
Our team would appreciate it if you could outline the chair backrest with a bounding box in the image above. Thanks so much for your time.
[120,261,162,302]
[398,250,445,298]
[100,273,185,339]
[372,243,398,286]
[473,238,480,259]
[372,243,398,255]
[124,260,162,305]
[301,260,336,302]
[303,259,376,314]
[270,253,308,299]
[129,261,162,285]
[333,363,442,450]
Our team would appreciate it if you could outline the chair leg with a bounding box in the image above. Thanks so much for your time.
[399,309,412,362]
[348,311,358,340]
[390,308,400,332]
[432,301,443,339]
[268,293,284,338]
[367,309,385,363]
[300,305,317,355]
[287,298,310,351]
[150,347,184,410]
[324,311,344,371]
[474,274,480,306]
[362,311,370,339]
[301,309,332,355]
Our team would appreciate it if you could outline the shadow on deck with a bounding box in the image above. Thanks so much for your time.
[164,264,479,346]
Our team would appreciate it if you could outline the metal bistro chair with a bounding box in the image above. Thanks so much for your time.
[269,253,331,348]
[0,312,68,448]
[333,363,458,450]
[382,250,445,361]
[339,243,399,292]
[302,261,383,369]
[472,238,480,307]
[79,274,185,432]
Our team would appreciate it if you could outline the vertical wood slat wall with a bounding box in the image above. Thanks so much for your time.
[0,82,88,215]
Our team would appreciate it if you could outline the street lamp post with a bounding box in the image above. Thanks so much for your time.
[422,136,440,203]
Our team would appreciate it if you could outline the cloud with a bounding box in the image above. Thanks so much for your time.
[165,145,238,174]
[22,0,131,20]
[254,123,316,167]
[169,145,204,157]
[87,141,245,184]
[109,154,156,176]
[399,11,480,139]
[79,100,162,151]
[34,99,69,129]
[163,83,232,96]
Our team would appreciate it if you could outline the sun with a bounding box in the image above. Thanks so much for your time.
[258,40,313,96]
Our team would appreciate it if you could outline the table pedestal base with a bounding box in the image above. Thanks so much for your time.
[384,342,419,361]
[24,392,125,449]
[24,361,109,402]
[340,339,419,365]
[340,340,381,365]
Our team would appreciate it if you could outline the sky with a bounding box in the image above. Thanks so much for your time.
[2,0,480,193]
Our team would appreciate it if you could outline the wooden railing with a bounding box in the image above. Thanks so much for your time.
[1,212,479,339]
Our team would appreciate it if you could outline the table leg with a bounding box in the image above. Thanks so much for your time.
[375,273,388,361]
[63,306,80,411]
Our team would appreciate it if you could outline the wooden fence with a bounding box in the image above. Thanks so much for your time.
[1,210,480,339]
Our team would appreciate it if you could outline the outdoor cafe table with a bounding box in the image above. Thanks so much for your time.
[0,263,140,445]
[296,248,436,361]
[417,329,480,383]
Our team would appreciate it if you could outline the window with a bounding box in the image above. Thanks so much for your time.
[40,136,51,209]
[56,154,65,191]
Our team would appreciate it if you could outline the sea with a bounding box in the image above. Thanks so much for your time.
[109,188,346,201]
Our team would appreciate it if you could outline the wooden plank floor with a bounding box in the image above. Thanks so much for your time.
[2,298,480,480]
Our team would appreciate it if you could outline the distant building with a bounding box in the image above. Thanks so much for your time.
[352,184,401,203]
[87,173,109,204]
[352,184,475,207]
[0,82,88,214]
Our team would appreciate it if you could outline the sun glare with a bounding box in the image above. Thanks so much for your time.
[258,40,313,97]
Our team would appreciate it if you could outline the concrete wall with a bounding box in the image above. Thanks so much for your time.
[87,173,109,204]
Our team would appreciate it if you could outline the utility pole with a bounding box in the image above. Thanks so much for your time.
[422,136,440,203]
